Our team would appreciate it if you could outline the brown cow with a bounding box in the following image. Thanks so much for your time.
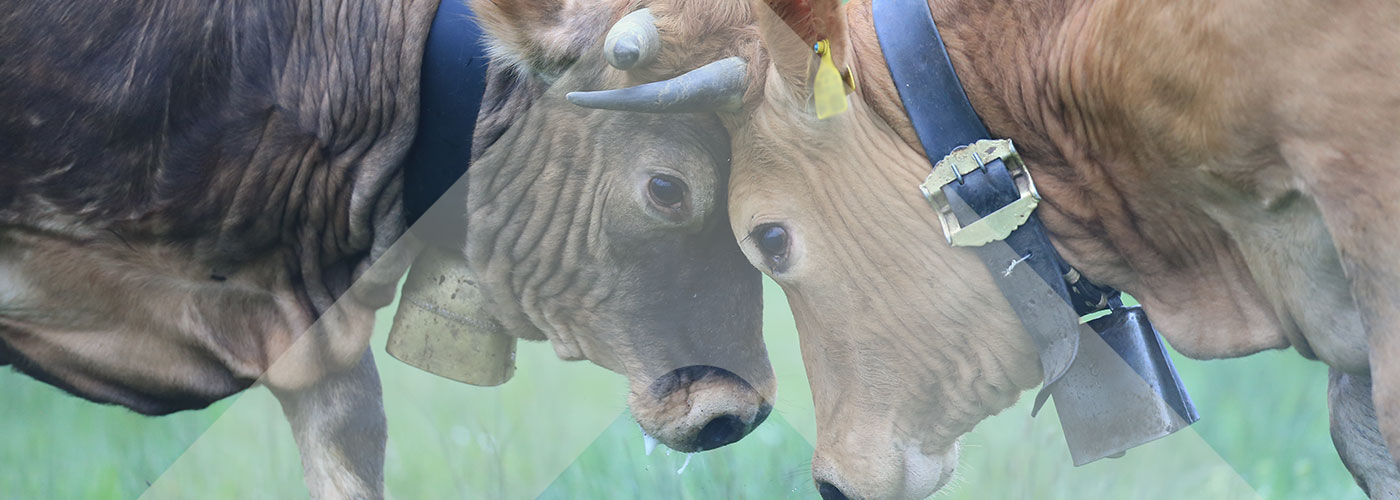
[568,0,1400,498]
[0,0,772,497]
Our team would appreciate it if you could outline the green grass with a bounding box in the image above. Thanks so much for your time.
[537,414,815,499]
[0,279,1364,499]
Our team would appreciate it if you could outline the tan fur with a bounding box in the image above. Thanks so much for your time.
[579,0,1400,497]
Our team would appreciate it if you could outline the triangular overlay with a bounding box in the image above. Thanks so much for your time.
[138,292,624,499]
[0,372,233,498]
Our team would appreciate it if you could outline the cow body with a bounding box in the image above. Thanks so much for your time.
[0,0,427,398]
[1,0,432,496]
[835,0,1400,494]
[902,0,1390,375]
[1,0,774,497]
[567,0,1400,497]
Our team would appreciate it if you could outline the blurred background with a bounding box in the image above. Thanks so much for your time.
[0,280,1363,499]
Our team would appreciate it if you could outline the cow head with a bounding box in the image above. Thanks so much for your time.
[567,1,1046,497]
[460,0,776,453]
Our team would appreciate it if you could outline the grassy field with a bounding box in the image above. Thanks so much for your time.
[0,279,1365,499]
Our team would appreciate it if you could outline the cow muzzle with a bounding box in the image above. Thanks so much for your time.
[812,441,957,500]
[629,365,772,453]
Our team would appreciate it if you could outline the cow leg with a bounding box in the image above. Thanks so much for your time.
[1330,368,1400,499]
[1316,204,1400,475]
[1282,121,1400,475]
[1357,253,1400,479]
[270,348,386,500]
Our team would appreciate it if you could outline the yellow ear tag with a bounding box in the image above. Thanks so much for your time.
[813,39,848,120]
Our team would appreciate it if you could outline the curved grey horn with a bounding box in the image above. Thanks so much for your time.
[604,8,660,70]
[566,57,748,114]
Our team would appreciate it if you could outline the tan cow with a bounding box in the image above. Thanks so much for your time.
[568,0,1400,498]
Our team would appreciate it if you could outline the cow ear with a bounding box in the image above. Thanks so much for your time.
[753,0,851,92]
[470,0,615,83]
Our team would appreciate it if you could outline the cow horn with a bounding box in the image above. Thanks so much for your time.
[604,8,660,70]
[566,57,748,113]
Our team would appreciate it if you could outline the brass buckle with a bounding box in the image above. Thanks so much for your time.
[919,139,1041,247]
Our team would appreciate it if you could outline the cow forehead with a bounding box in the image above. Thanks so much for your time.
[597,112,726,150]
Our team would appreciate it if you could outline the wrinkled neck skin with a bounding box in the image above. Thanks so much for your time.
[462,79,607,357]
[257,0,430,313]
[462,58,696,375]
[848,0,1304,360]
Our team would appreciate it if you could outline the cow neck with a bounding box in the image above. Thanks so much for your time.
[401,0,491,237]
[871,0,1114,318]
[389,1,536,366]
[871,0,1199,466]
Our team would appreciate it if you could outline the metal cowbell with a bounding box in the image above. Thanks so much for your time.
[387,245,517,386]
[1050,306,1200,466]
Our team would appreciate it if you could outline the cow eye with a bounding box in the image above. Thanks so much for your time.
[751,224,790,269]
[647,174,687,209]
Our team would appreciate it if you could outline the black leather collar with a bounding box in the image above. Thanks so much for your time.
[402,0,491,227]
[872,0,1112,317]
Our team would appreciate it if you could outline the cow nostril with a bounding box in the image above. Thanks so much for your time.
[816,481,850,500]
[695,414,746,450]
[754,403,773,428]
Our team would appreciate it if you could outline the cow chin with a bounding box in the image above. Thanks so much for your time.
[813,437,959,500]
[626,365,773,453]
